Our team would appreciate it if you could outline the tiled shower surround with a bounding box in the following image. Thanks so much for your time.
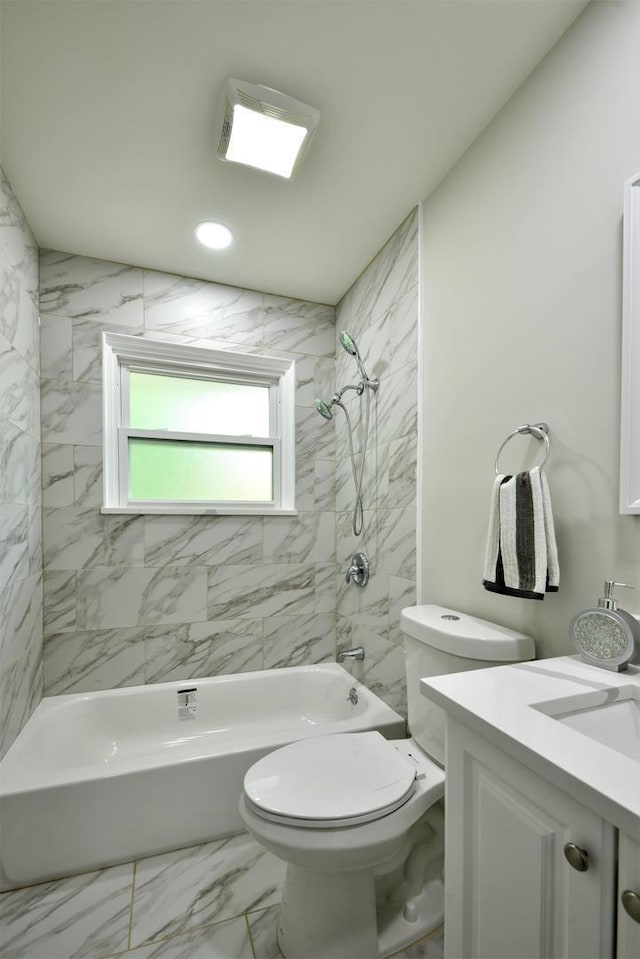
[39,253,338,694]
[38,209,419,711]
[0,167,43,760]
[335,211,419,715]
[0,194,421,954]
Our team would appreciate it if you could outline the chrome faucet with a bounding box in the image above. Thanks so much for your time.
[337,646,365,663]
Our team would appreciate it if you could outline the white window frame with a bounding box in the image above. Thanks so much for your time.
[102,332,296,515]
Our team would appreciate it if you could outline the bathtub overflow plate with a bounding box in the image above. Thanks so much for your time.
[177,687,197,721]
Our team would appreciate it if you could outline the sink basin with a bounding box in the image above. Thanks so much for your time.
[533,686,640,761]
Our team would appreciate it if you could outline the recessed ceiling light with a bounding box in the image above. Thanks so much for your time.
[195,221,234,250]
[216,78,320,179]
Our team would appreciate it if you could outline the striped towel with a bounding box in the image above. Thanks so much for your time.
[483,467,559,600]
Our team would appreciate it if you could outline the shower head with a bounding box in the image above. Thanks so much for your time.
[314,393,350,420]
[339,331,359,358]
[339,330,373,384]
[315,332,379,423]
[314,398,333,420]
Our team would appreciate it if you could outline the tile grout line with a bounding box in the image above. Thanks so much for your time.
[244,911,258,959]
[126,859,137,952]
[116,914,260,958]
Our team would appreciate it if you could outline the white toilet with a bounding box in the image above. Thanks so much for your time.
[239,605,535,959]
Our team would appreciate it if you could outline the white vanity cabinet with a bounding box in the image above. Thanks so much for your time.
[421,657,640,959]
[444,718,617,959]
[617,832,640,959]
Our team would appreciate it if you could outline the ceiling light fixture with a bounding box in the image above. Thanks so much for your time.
[195,221,234,250]
[216,78,320,179]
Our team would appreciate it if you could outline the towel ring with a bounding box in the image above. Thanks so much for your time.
[495,423,550,476]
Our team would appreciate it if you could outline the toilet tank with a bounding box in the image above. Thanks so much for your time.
[401,605,535,766]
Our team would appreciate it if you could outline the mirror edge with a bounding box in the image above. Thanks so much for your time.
[620,171,640,514]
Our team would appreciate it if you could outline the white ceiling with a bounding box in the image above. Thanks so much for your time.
[1,0,588,305]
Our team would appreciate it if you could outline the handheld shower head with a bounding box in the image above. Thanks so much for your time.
[339,331,359,358]
[317,333,379,539]
[314,398,333,420]
[339,330,375,386]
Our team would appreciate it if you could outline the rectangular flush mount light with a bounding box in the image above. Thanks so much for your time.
[216,78,319,179]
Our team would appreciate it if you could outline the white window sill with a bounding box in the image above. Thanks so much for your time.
[101,506,298,516]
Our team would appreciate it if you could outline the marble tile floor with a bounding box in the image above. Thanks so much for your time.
[0,830,444,959]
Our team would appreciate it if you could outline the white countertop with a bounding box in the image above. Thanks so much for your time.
[421,656,640,836]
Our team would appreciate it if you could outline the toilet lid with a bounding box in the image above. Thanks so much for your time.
[243,731,416,828]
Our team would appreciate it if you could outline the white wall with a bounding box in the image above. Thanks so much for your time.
[419,0,640,659]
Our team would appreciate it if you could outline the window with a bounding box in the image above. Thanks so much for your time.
[102,333,296,514]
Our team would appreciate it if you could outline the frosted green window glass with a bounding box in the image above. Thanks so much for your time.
[128,439,273,502]
[129,372,270,436]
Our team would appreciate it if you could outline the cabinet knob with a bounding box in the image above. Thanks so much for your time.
[622,890,640,923]
[564,842,589,872]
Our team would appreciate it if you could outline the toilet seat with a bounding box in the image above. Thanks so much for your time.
[243,731,417,829]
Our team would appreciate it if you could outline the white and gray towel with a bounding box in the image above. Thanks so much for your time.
[483,467,559,600]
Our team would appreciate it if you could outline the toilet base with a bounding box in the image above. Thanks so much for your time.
[276,865,444,959]
[276,806,445,959]
[377,805,444,956]
[377,876,444,957]
[278,864,380,959]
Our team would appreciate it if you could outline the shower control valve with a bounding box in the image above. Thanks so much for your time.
[346,552,370,587]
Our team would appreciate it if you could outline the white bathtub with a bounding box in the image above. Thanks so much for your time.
[0,663,405,890]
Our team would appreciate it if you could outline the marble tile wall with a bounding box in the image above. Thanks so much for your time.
[39,251,338,694]
[0,166,43,759]
[334,210,420,716]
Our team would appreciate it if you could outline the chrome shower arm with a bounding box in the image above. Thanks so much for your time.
[333,382,365,402]
[334,379,378,403]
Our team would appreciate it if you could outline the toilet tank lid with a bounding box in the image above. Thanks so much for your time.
[401,605,535,661]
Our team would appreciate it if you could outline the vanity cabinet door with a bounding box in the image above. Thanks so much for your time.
[617,832,640,959]
[444,719,616,959]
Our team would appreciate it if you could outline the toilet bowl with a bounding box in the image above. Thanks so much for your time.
[239,606,535,958]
